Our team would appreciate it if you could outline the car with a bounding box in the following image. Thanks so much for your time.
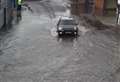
[57,17,78,36]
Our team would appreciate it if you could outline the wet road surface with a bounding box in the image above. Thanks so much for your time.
[0,0,120,82]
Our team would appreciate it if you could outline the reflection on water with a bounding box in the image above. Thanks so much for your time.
[57,35,78,48]
[0,23,18,66]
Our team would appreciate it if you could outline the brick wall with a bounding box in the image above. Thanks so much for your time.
[70,0,95,16]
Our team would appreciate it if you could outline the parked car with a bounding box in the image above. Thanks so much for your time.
[57,17,78,36]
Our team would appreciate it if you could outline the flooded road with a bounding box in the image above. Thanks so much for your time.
[0,0,120,82]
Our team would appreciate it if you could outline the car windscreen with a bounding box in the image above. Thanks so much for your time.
[60,20,76,25]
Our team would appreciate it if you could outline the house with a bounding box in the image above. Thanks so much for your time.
[95,0,116,15]
[0,0,16,29]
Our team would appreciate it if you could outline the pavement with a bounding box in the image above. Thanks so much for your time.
[0,0,120,82]
[96,16,117,25]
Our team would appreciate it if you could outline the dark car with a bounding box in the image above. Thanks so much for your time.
[57,17,79,36]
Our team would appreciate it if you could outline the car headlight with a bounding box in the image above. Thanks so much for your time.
[74,27,77,30]
[58,27,62,30]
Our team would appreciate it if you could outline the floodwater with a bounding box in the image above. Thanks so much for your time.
[0,0,120,82]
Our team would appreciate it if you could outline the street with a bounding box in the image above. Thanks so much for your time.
[0,0,120,82]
